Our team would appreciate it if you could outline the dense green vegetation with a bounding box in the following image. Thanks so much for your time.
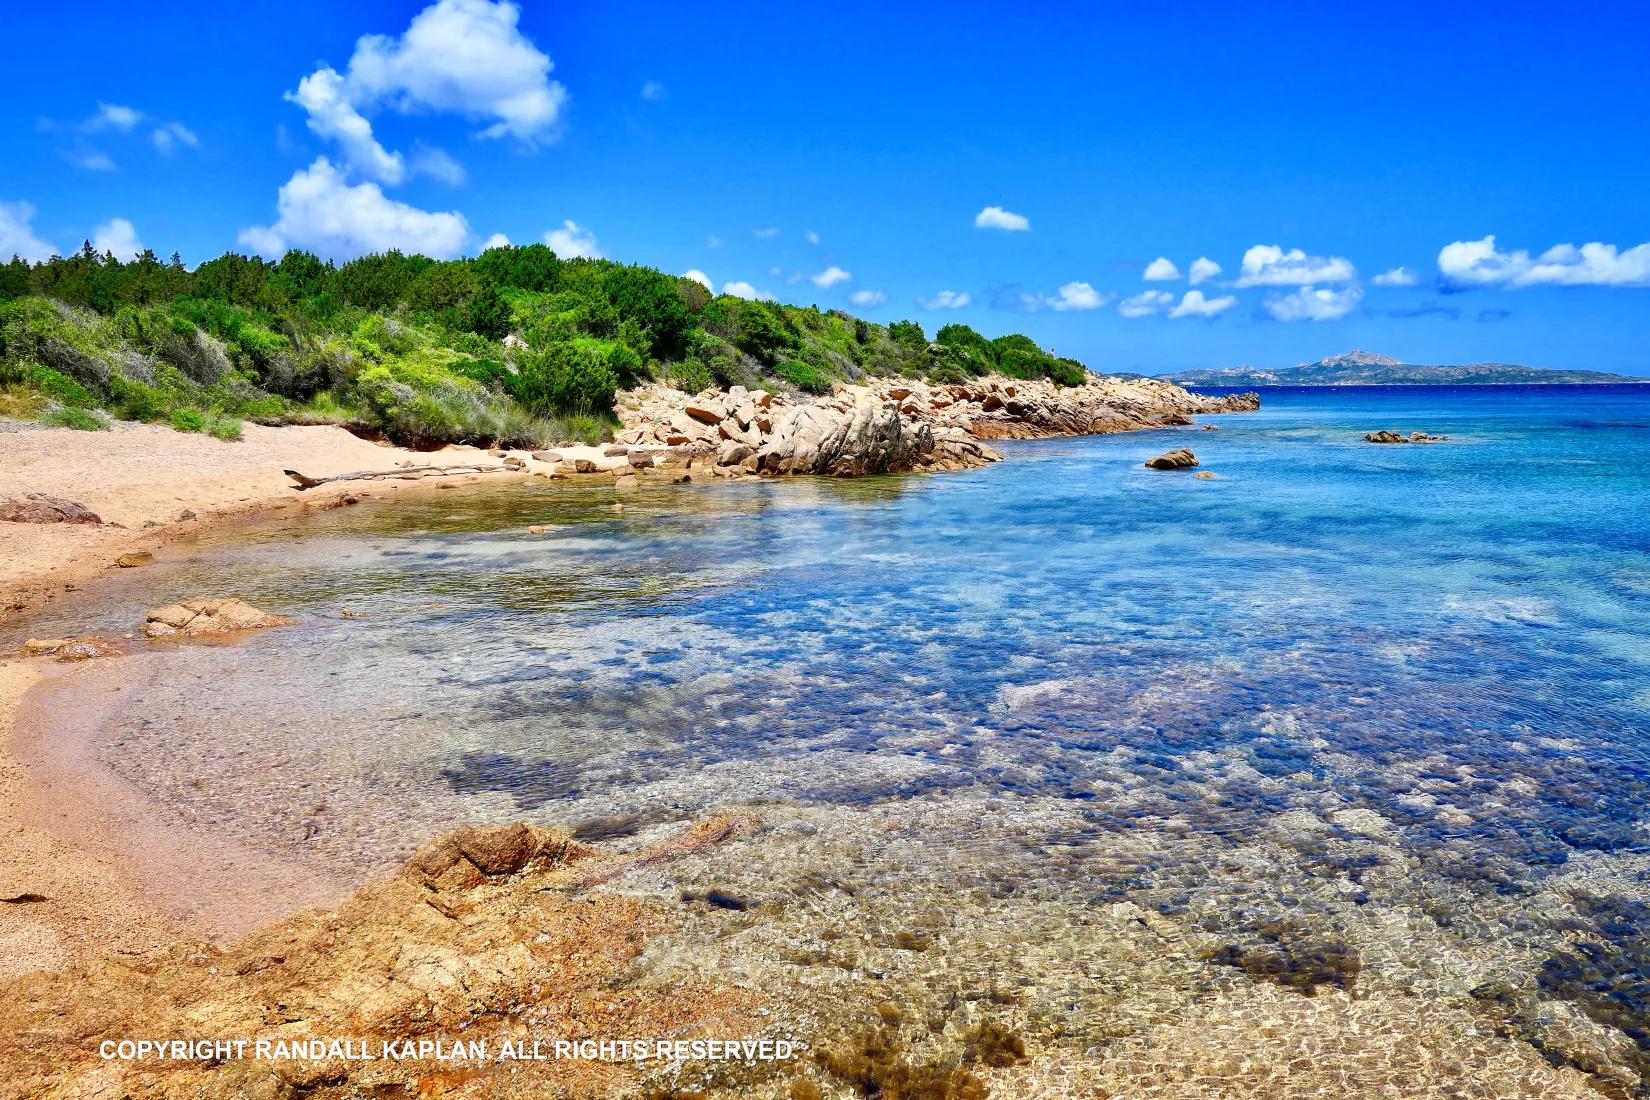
[0,242,1091,446]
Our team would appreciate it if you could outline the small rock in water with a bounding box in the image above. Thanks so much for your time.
[1145,449,1199,470]
[573,458,598,473]
[527,524,549,534]
[1194,471,1217,480]
[143,597,294,638]
[114,551,155,568]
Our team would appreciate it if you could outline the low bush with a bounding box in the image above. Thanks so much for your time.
[42,406,109,431]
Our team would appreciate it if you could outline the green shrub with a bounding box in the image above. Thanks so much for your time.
[108,375,170,421]
[541,414,610,446]
[666,357,714,394]
[509,341,618,418]
[169,407,207,432]
[42,406,109,431]
[24,364,98,407]
[206,416,243,441]
[777,358,831,395]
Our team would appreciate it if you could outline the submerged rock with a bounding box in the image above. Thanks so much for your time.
[143,598,294,638]
[1145,449,1200,470]
[0,493,101,525]
[114,551,155,568]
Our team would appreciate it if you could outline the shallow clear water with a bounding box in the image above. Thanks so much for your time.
[17,383,1650,1080]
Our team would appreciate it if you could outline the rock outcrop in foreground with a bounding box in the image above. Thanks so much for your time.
[615,375,1258,477]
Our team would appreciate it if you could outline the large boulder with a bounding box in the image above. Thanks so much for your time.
[1,493,101,525]
[143,598,294,638]
[1145,449,1199,470]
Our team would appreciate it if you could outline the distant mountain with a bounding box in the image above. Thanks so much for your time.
[1162,349,1644,387]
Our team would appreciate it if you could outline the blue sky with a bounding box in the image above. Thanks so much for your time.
[3,0,1648,374]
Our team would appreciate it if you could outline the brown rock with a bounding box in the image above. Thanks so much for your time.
[628,452,655,469]
[1,493,101,525]
[530,450,563,463]
[683,403,723,425]
[143,598,295,638]
[114,551,155,568]
[573,458,598,473]
[1145,449,1199,470]
[1365,430,1408,444]
[21,639,72,656]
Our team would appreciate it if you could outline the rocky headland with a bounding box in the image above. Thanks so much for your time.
[610,374,1258,478]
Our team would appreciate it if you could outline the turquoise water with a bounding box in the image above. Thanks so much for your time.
[18,383,1650,1079]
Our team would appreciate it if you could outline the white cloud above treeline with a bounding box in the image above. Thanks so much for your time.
[1168,290,1236,318]
[974,206,1030,231]
[239,158,469,259]
[1045,281,1110,311]
[1118,290,1173,318]
[722,280,774,301]
[850,289,888,307]
[93,217,144,260]
[543,219,600,258]
[1373,266,1419,286]
[811,265,852,288]
[1438,235,1650,288]
[0,201,58,261]
[1188,257,1221,285]
[921,289,972,310]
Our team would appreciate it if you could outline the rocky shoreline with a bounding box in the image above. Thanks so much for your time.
[609,374,1259,478]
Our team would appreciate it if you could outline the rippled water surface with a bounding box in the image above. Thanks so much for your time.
[18,383,1650,1087]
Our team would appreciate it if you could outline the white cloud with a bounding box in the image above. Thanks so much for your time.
[1188,257,1221,286]
[238,157,469,260]
[850,289,888,307]
[62,148,117,172]
[0,201,58,261]
[543,219,601,259]
[411,143,467,185]
[1046,281,1110,311]
[151,122,200,155]
[92,217,144,260]
[1236,244,1357,287]
[288,67,406,183]
[1373,266,1419,286]
[721,280,774,301]
[482,232,511,250]
[641,81,666,102]
[920,290,972,310]
[89,103,142,132]
[974,206,1030,231]
[682,268,713,289]
[811,265,852,288]
[805,230,821,245]
[1264,285,1363,321]
[707,234,722,248]
[1118,290,1174,318]
[1143,257,1181,281]
[345,0,566,142]
[1168,289,1237,318]
[1438,235,1650,288]
[753,227,780,239]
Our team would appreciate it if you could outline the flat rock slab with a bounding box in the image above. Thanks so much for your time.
[143,597,295,638]
[0,493,102,525]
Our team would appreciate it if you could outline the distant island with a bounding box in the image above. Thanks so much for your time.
[1163,349,1644,387]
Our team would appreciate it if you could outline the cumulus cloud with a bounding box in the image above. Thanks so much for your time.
[1188,257,1221,286]
[289,67,406,183]
[1118,290,1174,318]
[682,268,713,289]
[811,265,852,288]
[1438,235,1650,288]
[1142,257,1181,281]
[285,0,565,182]
[0,201,58,261]
[974,206,1029,231]
[1168,290,1237,318]
[1264,285,1363,321]
[1045,281,1110,311]
[482,232,511,250]
[721,280,774,301]
[238,157,469,260]
[920,290,972,310]
[641,81,666,102]
[805,230,821,245]
[151,122,200,155]
[850,289,888,307]
[1373,266,1419,286]
[92,217,144,260]
[1236,244,1357,287]
[544,219,600,259]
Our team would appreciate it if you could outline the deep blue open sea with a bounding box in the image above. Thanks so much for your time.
[16,382,1650,1081]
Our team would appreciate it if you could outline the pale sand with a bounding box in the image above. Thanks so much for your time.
[0,418,624,977]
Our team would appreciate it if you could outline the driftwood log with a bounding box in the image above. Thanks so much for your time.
[284,463,511,490]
